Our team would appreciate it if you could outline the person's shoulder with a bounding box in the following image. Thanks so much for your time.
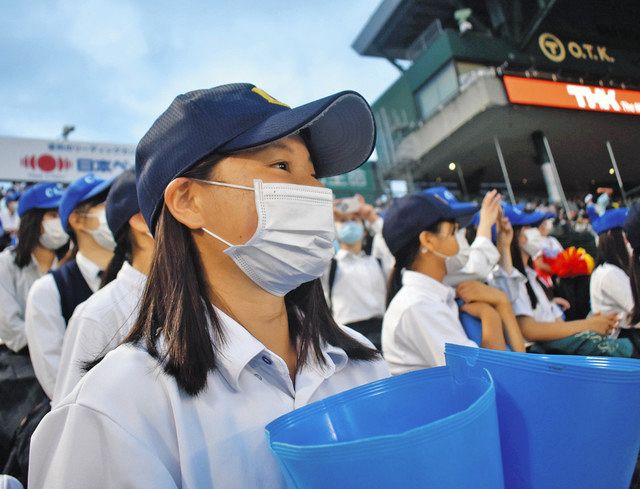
[0,248,15,271]
[72,279,121,320]
[28,272,57,298]
[58,344,172,417]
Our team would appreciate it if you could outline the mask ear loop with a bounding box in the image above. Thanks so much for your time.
[190,178,256,248]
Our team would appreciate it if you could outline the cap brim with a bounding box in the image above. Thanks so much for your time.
[79,177,115,204]
[219,91,375,178]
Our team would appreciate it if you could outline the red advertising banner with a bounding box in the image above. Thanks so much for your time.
[503,75,640,115]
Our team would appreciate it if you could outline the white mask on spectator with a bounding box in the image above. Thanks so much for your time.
[445,229,471,274]
[39,217,69,250]
[522,228,545,258]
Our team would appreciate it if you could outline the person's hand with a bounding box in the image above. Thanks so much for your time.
[355,194,378,223]
[479,190,502,226]
[496,215,513,250]
[552,297,571,311]
[585,312,619,336]
[456,281,508,306]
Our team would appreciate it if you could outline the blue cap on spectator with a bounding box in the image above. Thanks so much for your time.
[624,203,640,251]
[422,187,479,216]
[59,174,114,233]
[503,204,548,227]
[5,190,20,204]
[383,192,477,256]
[106,170,139,239]
[136,83,376,233]
[17,183,64,217]
[592,207,628,235]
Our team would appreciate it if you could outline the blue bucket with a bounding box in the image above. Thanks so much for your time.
[445,344,640,489]
[266,366,504,489]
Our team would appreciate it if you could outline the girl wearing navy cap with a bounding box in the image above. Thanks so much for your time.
[623,203,640,352]
[30,84,388,488]
[25,174,115,400]
[0,182,67,466]
[490,207,633,357]
[53,170,154,406]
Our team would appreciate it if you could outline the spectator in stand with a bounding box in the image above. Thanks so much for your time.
[623,203,640,353]
[0,190,21,250]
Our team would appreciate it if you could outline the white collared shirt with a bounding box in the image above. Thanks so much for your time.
[0,249,47,351]
[0,207,20,233]
[53,262,147,407]
[25,252,102,398]
[590,263,634,329]
[382,270,477,375]
[490,266,562,323]
[29,309,389,489]
[321,249,386,325]
[443,233,500,287]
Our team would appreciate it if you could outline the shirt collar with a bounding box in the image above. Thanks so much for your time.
[116,261,147,290]
[402,269,456,303]
[335,249,365,260]
[213,307,350,390]
[76,252,103,292]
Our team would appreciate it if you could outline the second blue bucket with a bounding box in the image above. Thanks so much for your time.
[265,365,504,489]
[445,343,640,489]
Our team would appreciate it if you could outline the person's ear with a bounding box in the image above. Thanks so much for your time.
[128,212,149,234]
[418,230,437,253]
[68,210,84,234]
[164,178,207,230]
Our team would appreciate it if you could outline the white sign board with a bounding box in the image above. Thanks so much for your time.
[0,136,136,183]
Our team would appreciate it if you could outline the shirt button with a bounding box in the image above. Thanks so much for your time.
[262,355,273,365]
[254,373,263,381]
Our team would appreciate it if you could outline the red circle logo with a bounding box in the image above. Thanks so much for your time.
[37,154,56,172]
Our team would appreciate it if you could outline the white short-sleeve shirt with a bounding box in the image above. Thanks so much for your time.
[444,233,500,287]
[29,309,389,489]
[382,270,477,375]
[590,263,634,330]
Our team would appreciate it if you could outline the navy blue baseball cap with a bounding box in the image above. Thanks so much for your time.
[136,83,376,233]
[503,204,547,227]
[624,203,640,251]
[59,174,114,233]
[383,191,476,256]
[106,170,139,239]
[17,182,64,217]
[423,187,479,216]
[592,207,628,235]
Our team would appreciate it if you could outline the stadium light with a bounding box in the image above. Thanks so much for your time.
[449,162,457,171]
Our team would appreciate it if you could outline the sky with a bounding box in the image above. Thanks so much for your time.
[0,0,399,145]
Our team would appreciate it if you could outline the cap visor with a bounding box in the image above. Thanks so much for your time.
[79,177,115,204]
[219,91,375,178]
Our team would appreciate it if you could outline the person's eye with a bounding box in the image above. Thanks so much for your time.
[271,161,289,171]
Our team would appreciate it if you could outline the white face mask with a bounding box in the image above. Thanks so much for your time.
[84,209,117,251]
[39,217,69,250]
[197,178,336,297]
[445,229,471,274]
[522,228,545,258]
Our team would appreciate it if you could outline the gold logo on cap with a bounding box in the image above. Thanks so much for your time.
[251,87,289,107]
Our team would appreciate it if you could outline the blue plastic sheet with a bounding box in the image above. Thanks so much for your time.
[266,366,504,489]
[446,344,640,489]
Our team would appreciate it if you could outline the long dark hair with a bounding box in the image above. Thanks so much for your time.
[99,225,132,288]
[14,208,48,268]
[120,156,379,396]
[386,220,452,306]
[511,225,553,309]
[596,227,629,272]
[629,250,640,325]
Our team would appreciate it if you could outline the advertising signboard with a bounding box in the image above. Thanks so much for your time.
[0,136,135,183]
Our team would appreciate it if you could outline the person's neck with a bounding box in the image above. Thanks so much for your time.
[32,245,56,273]
[76,234,113,270]
[520,249,530,269]
[412,254,447,282]
[200,244,297,380]
[131,234,154,276]
[340,241,362,254]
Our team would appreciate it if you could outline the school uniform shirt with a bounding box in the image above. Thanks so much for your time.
[321,249,386,325]
[52,262,147,407]
[0,249,48,352]
[0,207,20,234]
[590,263,634,331]
[382,270,477,375]
[443,233,500,287]
[25,252,102,399]
[29,308,390,489]
[490,266,563,322]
